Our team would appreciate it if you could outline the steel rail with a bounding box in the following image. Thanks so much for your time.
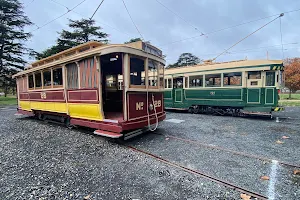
[126,145,268,200]
[153,133,300,169]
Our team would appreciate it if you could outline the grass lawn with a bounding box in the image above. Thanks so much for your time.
[279,100,300,107]
[0,96,17,106]
[279,93,300,100]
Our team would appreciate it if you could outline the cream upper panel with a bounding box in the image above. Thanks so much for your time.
[165,59,283,76]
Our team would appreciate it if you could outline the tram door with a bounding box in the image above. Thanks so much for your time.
[173,76,184,108]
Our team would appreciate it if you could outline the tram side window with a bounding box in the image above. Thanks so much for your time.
[130,57,145,86]
[266,72,275,86]
[159,63,164,88]
[43,70,52,87]
[248,71,261,79]
[223,72,242,86]
[189,75,203,87]
[28,74,34,89]
[168,79,172,88]
[148,59,158,87]
[205,74,221,87]
[67,63,78,89]
[53,68,63,86]
[35,72,42,88]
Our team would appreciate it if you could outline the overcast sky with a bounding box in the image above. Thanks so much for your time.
[22,0,300,65]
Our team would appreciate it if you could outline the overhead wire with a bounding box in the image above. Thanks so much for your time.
[154,0,203,34]
[30,0,88,32]
[159,8,300,48]
[213,13,284,61]
[48,0,133,37]
[90,0,105,20]
[279,17,284,59]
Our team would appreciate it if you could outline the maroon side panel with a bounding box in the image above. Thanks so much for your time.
[70,118,122,133]
[68,89,99,104]
[19,93,30,100]
[127,92,163,120]
[28,90,65,102]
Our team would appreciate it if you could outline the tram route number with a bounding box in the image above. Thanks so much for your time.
[136,100,161,111]
[41,92,47,99]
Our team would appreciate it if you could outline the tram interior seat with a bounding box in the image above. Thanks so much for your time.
[100,53,123,120]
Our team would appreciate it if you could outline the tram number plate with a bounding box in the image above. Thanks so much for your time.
[41,92,47,99]
[154,100,161,108]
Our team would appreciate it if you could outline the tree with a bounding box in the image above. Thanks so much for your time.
[0,0,33,97]
[124,38,142,44]
[36,19,109,59]
[167,53,201,68]
[284,58,300,99]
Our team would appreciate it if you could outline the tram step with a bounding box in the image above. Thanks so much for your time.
[93,130,123,138]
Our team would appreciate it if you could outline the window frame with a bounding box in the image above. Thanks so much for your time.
[204,73,222,87]
[265,71,276,87]
[223,72,242,87]
[148,59,159,89]
[34,71,42,89]
[128,55,146,89]
[248,71,261,79]
[42,69,52,89]
[28,73,34,90]
[189,74,204,88]
[52,67,64,88]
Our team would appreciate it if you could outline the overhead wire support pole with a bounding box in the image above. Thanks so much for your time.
[213,13,284,61]
[90,0,105,20]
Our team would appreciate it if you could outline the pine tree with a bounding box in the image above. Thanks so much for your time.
[124,38,142,44]
[36,19,108,59]
[167,53,202,68]
[0,0,33,96]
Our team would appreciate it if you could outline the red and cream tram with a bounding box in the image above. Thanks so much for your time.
[13,41,166,140]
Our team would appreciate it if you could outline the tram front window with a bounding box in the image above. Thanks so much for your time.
[130,56,145,87]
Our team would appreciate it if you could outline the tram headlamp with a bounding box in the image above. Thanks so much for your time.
[149,104,154,111]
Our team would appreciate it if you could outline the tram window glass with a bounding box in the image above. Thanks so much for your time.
[205,74,221,87]
[43,70,52,87]
[173,78,183,88]
[148,59,158,87]
[223,72,242,86]
[130,56,145,86]
[118,74,123,90]
[164,79,168,88]
[159,63,164,88]
[35,72,42,88]
[67,63,78,89]
[248,71,261,79]
[189,75,203,87]
[266,72,275,86]
[28,74,34,89]
[53,68,63,86]
[168,79,172,88]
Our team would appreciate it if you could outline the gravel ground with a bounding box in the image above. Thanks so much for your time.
[0,107,299,199]
[0,108,241,200]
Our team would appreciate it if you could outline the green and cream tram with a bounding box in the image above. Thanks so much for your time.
[164,59,284,115]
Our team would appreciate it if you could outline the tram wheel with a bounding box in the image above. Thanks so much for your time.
[188,107,194,114]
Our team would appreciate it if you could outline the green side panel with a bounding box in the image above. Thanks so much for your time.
[175,90,182,102]
[265,88,274,104]
[247,89,260,103]
[164,90,172,99]
[185,89,242,100]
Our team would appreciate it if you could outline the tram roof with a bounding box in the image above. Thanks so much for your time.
[165,59,283,76]
[13,41,165,78]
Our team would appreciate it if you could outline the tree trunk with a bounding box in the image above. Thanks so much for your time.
[289,89,292,99]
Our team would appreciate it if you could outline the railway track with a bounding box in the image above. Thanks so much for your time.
[124,144,268,200]
[153,132,300,169]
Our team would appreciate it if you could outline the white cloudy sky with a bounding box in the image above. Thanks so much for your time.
[22,0,300,65]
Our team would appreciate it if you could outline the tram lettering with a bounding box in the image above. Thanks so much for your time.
[41,92,47,99]
[154,100,161,108]
[136,102,144,110]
